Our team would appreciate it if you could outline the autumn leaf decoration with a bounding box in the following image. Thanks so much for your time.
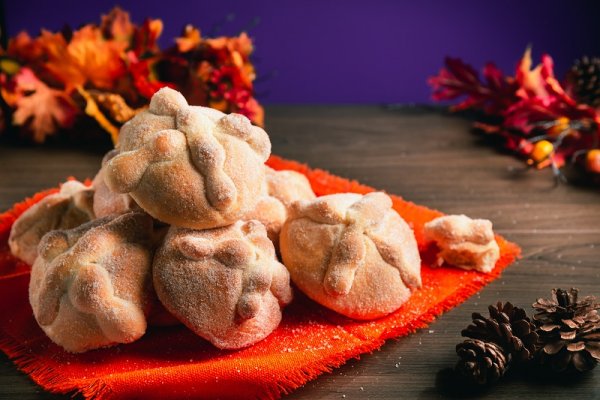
[430,47,600,179]
[2,68,77,143]
[0,7,264,144]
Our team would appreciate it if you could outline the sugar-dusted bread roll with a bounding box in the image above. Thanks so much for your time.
[153,220,293,349]
[242,196,287,244]
[243,167,316,244]
[92,149,140,218]
[29,212,154,353]
[9,180,94,265]
[104,87,270,229]
[424,214,500,273]
[280,192,421,320]
[265,166,316,209]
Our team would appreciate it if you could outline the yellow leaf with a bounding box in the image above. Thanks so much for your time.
[77,86,119,145]
[0,58,21,75]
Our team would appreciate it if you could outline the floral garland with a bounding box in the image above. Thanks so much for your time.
[0,7,263,144]
[429,48,600,181]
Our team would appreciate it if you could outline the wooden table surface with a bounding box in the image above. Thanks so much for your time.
[0,106,599,399]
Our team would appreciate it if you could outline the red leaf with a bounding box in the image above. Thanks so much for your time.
[429,57,518,114]
[127,52,175,99]
[482,62,504,91]
[131,18,163,56]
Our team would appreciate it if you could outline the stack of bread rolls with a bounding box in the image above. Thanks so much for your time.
[9,88,497,353]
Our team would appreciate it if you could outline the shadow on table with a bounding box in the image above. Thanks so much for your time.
[0,125,113,155]
[468,127,600,192]
[426,365,594,399]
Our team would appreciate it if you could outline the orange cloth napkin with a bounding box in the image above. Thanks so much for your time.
[0,155,520,399]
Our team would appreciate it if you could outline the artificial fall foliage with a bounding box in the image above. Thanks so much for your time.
[429,48,600,180]
[0,7,264,144]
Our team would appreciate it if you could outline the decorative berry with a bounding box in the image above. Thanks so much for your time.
[528,140,554,165]
[585,149,600,174]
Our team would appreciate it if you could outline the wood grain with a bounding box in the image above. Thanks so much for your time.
[0,106,598,399]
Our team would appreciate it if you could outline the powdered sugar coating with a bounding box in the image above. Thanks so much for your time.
[243,196,287,244]
[9,180,95,265]
[153,220,293,349]
[242,167,316,245]
[266,166,316,208]
[105,87,270,229]
[29,212,155,353]
[424,214,500,273]
[280,192,422,320]
[92,150,140,218]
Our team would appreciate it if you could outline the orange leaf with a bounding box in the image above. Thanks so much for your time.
[43,26,126,91]
[100,6,134,44]
[515,47,549,99]
[38,30,86,89]
[205,36,228,50]
[176,25,202,53]
[6,31,45,65]
[228,32,253,58]
[206,32,253,57]
[11,68,77,142]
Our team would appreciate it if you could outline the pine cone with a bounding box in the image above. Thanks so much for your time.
[462,301,539,363]
[567,56,600,108]
[455,339,509,385]
[533,288,600,372]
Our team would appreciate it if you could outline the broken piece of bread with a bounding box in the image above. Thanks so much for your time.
[424,214,500,273]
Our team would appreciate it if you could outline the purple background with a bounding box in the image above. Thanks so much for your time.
[4,1,600,104]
